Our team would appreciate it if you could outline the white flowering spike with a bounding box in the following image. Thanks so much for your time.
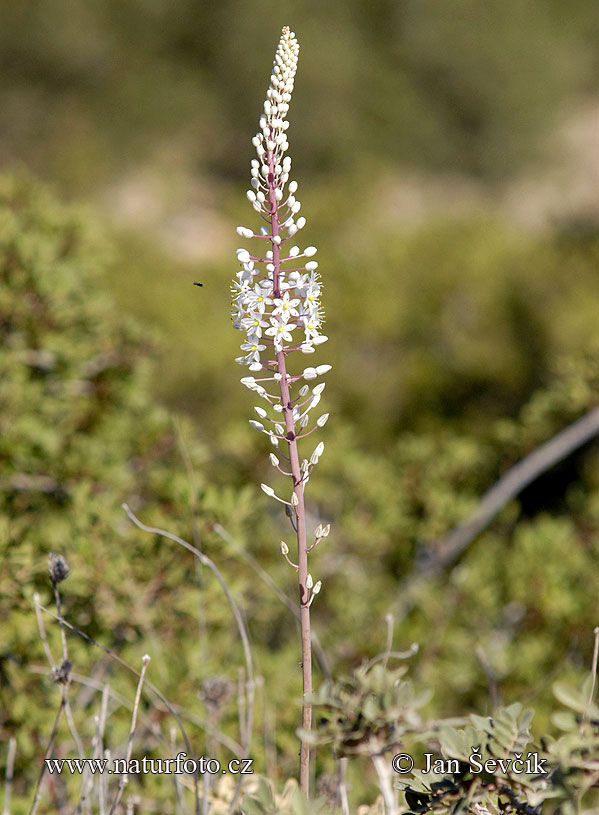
[232,26,328,385]
[232,33,329,738]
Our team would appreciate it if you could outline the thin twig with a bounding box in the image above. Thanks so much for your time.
[337,757,350,815]
[122,505,254,814]
[170,727,187,815]
[383,614,394,670]
[582,626,599,727]
[33,592,55,667]
[371,753,398,815]
[53,582,69,664]
[422,406,599,575]
[98,685,110,815]
[362,645,419,673]
[475,644,499,710]
[29,697,66,815]
[122,504,255,757]
[395,407,599,622]
[108,654,151,815]
[174,418,209,665]
[256,675,277,778]
[35,602,201,815]
[3,737,16,815]
[34,593,85,766]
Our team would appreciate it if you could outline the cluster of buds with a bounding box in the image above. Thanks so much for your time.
[232,27,330,603]
[279,520,331,605]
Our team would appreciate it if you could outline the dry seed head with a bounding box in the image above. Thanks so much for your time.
[201,676,234,714]
[48,553,70,584]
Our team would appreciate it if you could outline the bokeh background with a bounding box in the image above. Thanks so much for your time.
[2,0,599,809]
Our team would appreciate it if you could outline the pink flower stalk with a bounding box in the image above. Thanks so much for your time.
[231,26,330,795]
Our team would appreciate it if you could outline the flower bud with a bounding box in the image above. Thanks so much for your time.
[261,484,275,497]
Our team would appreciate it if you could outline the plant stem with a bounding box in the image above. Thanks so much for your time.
[267,143,312,796]
[371,753,398,815]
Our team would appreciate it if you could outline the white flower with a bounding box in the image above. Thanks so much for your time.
[232,26,330,470]
[265,319,297,348]
[240,315,269,337]
[272,291,300,320]
[240,339,266,364]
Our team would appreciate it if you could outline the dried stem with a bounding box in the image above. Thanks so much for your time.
[371,753,398,815]
[3,737,16,815]
[35,601,201,815]
[29,697,66,815]
[108,654,150,815]
[582,626,599,728]
[121,504,254,759]
[337,757,350,815]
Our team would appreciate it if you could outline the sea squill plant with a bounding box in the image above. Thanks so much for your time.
[232,26,330,795]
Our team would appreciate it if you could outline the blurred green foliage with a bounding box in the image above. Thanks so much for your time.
[1,0,598,190]
[1,8,599,809]
[2,161,599,811]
